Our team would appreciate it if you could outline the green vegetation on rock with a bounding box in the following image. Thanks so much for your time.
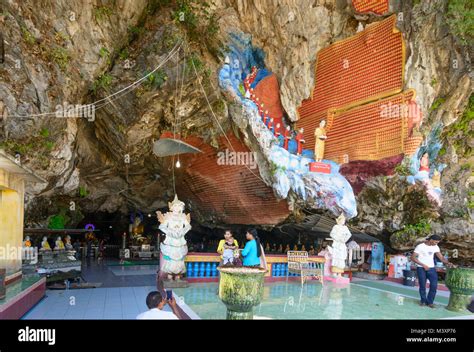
[93,6,113,22]
[442,93,474,158]
[391,219,432,248]
[21,26,35,45]
[446,0,474,45]
[49,47,70,71]
[92,73,113,93]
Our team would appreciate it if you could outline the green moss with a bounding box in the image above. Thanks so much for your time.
[144,69,167,89]
[92,73,113,93]
[99,47,111,64]
[391,219,432,247]
[443,93,474,158]
[170,0,223,55]
[39,128,50,138]
[93,6,113,22]
[446,0,474,45]
[430,97,446,111]
[79,186,89,198]
[394,163,412,176]
[21,26,35,45]
[119,48,129,60]
[50,47,70,71]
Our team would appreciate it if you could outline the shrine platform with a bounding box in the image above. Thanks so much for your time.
[184,252,327,283]
[0,275,46,319]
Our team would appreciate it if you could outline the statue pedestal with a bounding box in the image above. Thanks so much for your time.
[309,162,331,174]
[218,267,266,320]
[324,275,350,285]
[445,267,474,312]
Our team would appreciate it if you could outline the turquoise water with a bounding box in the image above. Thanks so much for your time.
[172,282,471,320]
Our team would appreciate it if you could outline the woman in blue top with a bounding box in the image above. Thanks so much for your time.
[241,228,262,267]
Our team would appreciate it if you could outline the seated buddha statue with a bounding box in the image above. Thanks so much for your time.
[64,235,73,251]
[54,236,65,251]
[40,236,51,251]
[23,236,32,248]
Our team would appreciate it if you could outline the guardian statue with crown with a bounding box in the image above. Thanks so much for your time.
[157,195,191,281]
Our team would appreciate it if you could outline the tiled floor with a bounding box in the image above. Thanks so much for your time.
[80,259,157,287]
[22,286,162,320]
[23,259,166,320]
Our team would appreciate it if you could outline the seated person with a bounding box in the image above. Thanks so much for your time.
[136,291,181,320]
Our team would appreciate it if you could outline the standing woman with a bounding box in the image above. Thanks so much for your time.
[241,229,267,269]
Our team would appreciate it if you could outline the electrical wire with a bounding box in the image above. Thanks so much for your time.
[8,42,182,118]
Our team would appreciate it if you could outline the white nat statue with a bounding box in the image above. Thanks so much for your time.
[327,214,352,277]
[156,195,192,281]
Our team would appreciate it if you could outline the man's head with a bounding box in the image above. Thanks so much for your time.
[224,230,233,240]
[146,291,166,310]
[426,235,442,246]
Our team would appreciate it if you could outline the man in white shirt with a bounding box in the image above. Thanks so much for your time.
[136,291,182,320]
[411,235,453,308]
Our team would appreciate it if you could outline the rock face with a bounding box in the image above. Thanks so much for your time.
[0,0,472,262]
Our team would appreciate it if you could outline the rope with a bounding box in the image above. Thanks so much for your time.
[185,42,267,184]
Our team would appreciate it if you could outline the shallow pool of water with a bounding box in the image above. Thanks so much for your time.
[172,281,470,320]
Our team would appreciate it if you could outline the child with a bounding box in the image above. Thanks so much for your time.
[222,235,238,265]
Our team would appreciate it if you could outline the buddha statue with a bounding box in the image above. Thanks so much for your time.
[301,244,306,252]
[40,236,51,251]
[314,120,328,162]
[54,236,65,251]
[64,235,73,250]
[293,244,298,251]
[265,243,270,252]
[278,244,283,253]
[284,244,290,253]
[23,236,32,248]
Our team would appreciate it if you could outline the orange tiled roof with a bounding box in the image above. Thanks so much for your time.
[352,0,389,15]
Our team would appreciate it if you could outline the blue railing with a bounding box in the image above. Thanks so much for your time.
[186,262,219,278]
[271,262,322,277]
[185,261,322,279]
